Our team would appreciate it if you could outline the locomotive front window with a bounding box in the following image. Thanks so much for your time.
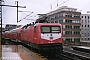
[51,27,60,33]
[41,26,60,33]
[41,27,50,33]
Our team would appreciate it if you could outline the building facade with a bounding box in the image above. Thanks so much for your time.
[81,14,90,42]
[37,6,81,43]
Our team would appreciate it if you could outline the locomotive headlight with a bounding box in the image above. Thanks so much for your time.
[34,38,37,39]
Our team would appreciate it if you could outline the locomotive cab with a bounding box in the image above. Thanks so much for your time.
[35,23,63,54]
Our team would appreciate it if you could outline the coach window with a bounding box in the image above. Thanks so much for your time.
[34,26,36,33]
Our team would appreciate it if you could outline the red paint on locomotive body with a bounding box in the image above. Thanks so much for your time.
[21,23,62,44]
[37,23,62,44]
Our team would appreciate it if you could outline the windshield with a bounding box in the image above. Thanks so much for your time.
[41,26,60,33]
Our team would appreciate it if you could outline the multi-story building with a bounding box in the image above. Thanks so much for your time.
[81,14,90,42]
[37,6,81,44]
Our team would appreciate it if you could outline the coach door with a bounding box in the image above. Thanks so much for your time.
[34,26,37,43]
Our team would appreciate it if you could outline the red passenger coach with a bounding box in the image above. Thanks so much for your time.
[10,28,22,42]
[21,23,63,54]
[4,31,11,39]
[2,27,22,44]
[16,28,22,42]
[10,29,17,40]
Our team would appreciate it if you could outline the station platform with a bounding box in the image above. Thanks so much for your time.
[2,45,32,60]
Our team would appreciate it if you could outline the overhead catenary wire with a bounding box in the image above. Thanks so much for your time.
[3,0,69,24]
[3,2,16,20]
[18,0,63,21]
[19,11,34,17]
[3,7,14,20]
[18,12,33,22]
[17,1,38,21]
[25,0,69,23]
[25,19,36,21]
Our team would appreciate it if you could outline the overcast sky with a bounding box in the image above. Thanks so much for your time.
[2,0,90,27]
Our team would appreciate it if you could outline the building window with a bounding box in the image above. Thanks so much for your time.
[85,16,86,19]
[74,26,80,29]
[65,19,72,23]
[88,33,89,36]
[85,33,86,36]
[65,14,72,17]
[72,20,80,23]
[65,31,72,34]
[59,20,63,23]
[82,25,83,27]
[85,20,86,23]
[82,38,83,40]
[88,16,89,19]
[74,14,80,18]
[47,17,51,20]
[82,16,83,18]
[55,14,58,19]
[84,25,86,27]
[74,38,80,42]
[82,20,83,23]
[59,13,63,18]
[55,20,58,23]
[88,20,89,23]
[74,31,80,34]
[88,25,89,27]
[66,38,72,41]
[65,25,72,29]
[51,16,55,20]
[51,21,54,23]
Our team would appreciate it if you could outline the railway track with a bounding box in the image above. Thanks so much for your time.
[45,54,75,60]
[23,44,75,60]
[63,48,90,60]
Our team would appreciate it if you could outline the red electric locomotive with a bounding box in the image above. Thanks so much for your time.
[21,23,63,53]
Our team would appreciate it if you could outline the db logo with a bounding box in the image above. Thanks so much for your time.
[49,36,53,39]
